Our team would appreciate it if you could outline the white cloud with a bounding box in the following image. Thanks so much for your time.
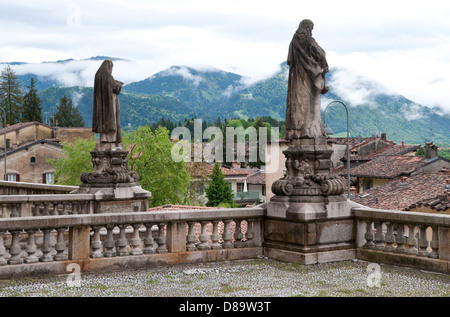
[1,0,450,113]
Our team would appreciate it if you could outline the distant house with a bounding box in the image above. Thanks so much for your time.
[334,141,449,193]
[187,161,262,206]
[0,121,94,184]
[0,139,63,183]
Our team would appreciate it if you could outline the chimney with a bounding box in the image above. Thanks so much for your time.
[381,133,386,140]
[401,140,405,147]
[425,142,438,159]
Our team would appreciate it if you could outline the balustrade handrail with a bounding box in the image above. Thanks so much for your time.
[353,207,450,227]
[0,206,265,231]
[0,180,77,192]
[0,194,95,203]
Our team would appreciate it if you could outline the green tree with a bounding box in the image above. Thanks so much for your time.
[205,163,236,207]
[0,65,23,124]
[54,95,85,127]
[22,78,43,122]
[123,125,192,207]
[47,136,96,185]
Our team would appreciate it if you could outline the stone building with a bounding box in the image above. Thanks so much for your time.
[0,121,94,184]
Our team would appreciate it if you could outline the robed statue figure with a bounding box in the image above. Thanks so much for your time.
[285,19,329,144]
[93,59,123,146]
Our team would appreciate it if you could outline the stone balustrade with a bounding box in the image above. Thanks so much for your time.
[354,207,450,273]
[0,194,95,217]
[0,207,264,279]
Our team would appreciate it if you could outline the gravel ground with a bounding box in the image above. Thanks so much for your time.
[0,258,448,297]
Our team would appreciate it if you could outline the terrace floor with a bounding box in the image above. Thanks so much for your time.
[0,258,448,298]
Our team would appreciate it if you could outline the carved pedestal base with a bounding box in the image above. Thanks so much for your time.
[72,142,151,213]
[265,137,355,264]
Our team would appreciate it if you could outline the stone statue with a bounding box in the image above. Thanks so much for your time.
[93,59,123,147]
[270,19,346,210]
[285,19,329,144]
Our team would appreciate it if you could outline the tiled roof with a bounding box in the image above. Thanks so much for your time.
[352,171,450,211]
[246,171,265,185]
[407,194,450,212]
[346,155,426,178]
[0,121,52,134]
[187,162,259,178]
[370,144,421,157]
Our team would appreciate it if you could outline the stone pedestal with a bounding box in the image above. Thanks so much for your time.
[265,137,356,264]
[72,142,151,213]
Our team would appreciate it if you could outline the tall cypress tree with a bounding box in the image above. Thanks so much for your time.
[22,77,43,122]
[54,94,85,127]
[0,65,23,124]
[205,162,236,207]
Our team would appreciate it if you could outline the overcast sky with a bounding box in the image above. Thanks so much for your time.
[1,0,450,113]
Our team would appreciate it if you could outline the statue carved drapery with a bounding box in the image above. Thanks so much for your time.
[285,19,329,142]
[93,59,123,145]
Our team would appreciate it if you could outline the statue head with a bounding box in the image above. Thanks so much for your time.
[299,19,314,35]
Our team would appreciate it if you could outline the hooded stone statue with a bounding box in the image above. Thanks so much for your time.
[93,59,123,145]
[285,19,329,143]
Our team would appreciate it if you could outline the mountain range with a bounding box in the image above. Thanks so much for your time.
[3,57,450,145]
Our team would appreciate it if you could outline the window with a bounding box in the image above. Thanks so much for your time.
[30,157,36,164]
[237,183,245,192]
[7,174,18,182]
[44,172,54,184]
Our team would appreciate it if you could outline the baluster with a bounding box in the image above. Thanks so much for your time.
[143,223,156,254]
[234,219,245,248]
[223,219,234,249]
[384,222,395,252]
[0,230,6,266]
[1,203,7,218]
[33,202,41,216]
[406,224,418,255]
[90,226,103,258]
[417,225,430,257]
[42,202,50,216]
[186,221,197,251]
[24,229,39,263]
[63,202,70,215]
[245,219,255,247]
[10,204,19,218]
[51,202,59,215]
[104,225,116,257]
[429,226,439,259]
[130,224,143,255]
[40,229,54,262]
[394,224,406,253]
[116,224,129,256]
[374,221,385,250]
[8,230,23,264]
[363,220,375,248]
[54,227,67,261]
[156,222,167,254]
[198,221,211,250]
[71,202,78,215]
[210,221,221,250]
